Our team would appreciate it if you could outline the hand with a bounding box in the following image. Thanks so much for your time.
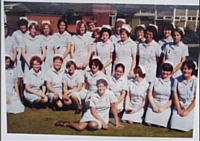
[82,62,88,69]
[102,122,108,130]
[102,67,106,74]
[152,106,159,113]
[116,122,124,128]
[128,71,134,78]
[182,110,189,117]
[130,109,137,114]
[158,107,165,113]
[76,64,82,69]
[6,97,11,104]
[125,109,133,114]
[177,109,184,116]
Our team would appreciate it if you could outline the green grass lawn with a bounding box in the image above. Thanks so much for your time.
[7,107,193,138]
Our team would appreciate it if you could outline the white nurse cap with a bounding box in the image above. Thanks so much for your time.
[67,59,76,64]
[28,20,38,27]
[54,54,63,59]
[193,61,198,70]
[138,65,147,74]
[76,20,80,25]
[96,76,108,83]
[121,24,132,33]
[149,23,158,31]
[92,56,101,61]
[171,22,176,29]
[102,25,112,30]
[42,20,51,25]
[164,60,174,69]
[5,53,11,58]
[137,24,146,29]
[117,18,126,24]
[19,16,28,21]
[95,27,102,30]
[178,27,185,35]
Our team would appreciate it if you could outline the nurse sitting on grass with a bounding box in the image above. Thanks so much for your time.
[55,77,124,130]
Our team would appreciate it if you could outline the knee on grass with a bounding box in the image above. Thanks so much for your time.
[87,121,98,131]
[34,97,42,103]
[41,97,48,103]
[56,100,63,108]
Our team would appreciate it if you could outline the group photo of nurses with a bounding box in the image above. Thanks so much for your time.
[4,16,198,132]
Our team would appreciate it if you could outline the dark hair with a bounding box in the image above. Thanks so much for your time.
[120,28,130,37]
[92,28,101,39]
[161,23,174,38]
[134,66,146,78]
[41,23,53,35]
[57,18,68,30]
[76,20,87,34]
[17,19,28,27]
[89,59,103,70]
[29,56,42,69]
[145,25,158,41]
[134,26,145,36]
[66,61,77,69]
[115,20,124,29]
[53,56,63,63]
[28,23,40,31]
[173,28,184,41]
[162,63,173,72]
[4,23,9,36]
[181,60,196,76]
[96,79,108,87]
[5,56,14,68]
[114,63,125,73]
[100,27,111,38]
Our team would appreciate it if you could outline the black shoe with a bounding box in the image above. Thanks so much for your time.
[74,109,82,114]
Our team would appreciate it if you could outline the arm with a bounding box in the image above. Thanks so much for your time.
[172,57,186,75]
[162,54,166,64]
[133,95,146,113]
[116,90,126,106]
[103,52,113,68]
[129,53,136,76]
[41,47,46,62]
[172,90,183,114]
[111,103,124,128]
[82,44,93,68]
[46,81,59,94]
[70,45,75,59]
[124,91,130,111]
[25,84,43,97]
[63,42,71,59]
[14,79,20,99]
[21,48,30,66]
[183,93,196,116]
[66,82,83,94]
[148,90,159,113]
[12,48,17,62]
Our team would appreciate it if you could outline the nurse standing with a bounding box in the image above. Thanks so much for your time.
[62,59,87,114]
[94,27,114,77]
[170,60,197,132]
[163,27,189,79]
[71,20,93,74]
[134,24,146,45]
[21,22,46,75]
[114,24,137,77]
[53,18,71,68]
[122,65,149,123]
[109,63,128,112]
[55,78,123,130]
[137,25,161,84]
[5,55,24,114]
[40,21,55,72]
[5,23,17,62]
[44,55,67,110]
[24,56,48,110]
[145,61,174,127]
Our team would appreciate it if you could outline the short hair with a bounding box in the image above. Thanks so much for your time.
[96,79,108,87]
[120,28,130,37]
[86,18,96,26]
[173,28,184,40]
[134,26,145,36]
[162,63,173,72]
[17,19,28,27]
[53,56,63,63]
[145,26,158,41]
[114,63,125,73]
[5,56,14,68]
[76,20,87,34]
[134,66,146,78]
[57,18,68,30]
[100,27,111,38]
[115,20,124,29]
[91,28,101,38]
[66,61,77,69]
[4,23,9,30]
[28,23,40,31]
[29,56,42,69]
[181,60,196,75]
[40,23,53,35]
[161,23,174,37]
[89,59,103,70]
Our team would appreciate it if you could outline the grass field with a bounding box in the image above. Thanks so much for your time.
[7,106,193,138]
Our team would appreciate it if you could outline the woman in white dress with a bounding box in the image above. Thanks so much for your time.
[134,25,146,45]
[110,20,124,44]
[5,54,24,114]
[122,65,149,123]
[145,60,174,127]
[170,60,197,132]
[55,78,123,130]
[62,59,87,114]
[24,56,48,110]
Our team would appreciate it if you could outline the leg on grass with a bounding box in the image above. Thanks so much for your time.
[65,122,88,131]
[71,94,82,110]
[56,100,63,108]
[87,121,98,131]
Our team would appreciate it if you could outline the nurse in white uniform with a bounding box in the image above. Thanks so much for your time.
[24,56,48,110]
[21,22,46,76]
[44,55,68,110]
[40,21,55,72]
[170,60,197,132]
[137,25,161,84]
[55,78,123,130]
[62,59,87,114]
[5,55,24,114]
[71,20,93,74]
[163,27,189,79]
[5,23,17,62]
[145,61,174,127]
[122,65,149,123]
[114,24,137,77]
[109,63,128,112]
[134,24,146,45]
[94,27,114,77]
[53,18,71,68]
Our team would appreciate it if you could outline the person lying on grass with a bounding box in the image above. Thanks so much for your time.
[55,77,124,130]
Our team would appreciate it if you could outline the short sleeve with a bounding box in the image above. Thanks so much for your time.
[110,43,114,53]
[182,44,189,57]
[24,72,30,84]
[109,90,117,104]
[62,73,67,83]
[89,94,97,108]
[122,77,128,91]
[77,72,84,83]
[155,42,162,57]
[148,79,155,91]
[13,68,18,80]
[66,33,72,44]
[44,70,51,82]
[131,41,137,54]
[172,79,178,92]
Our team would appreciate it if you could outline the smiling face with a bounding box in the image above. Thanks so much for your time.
[59,22,66,33]
[163,29,171,38]
[91,63,99,73]
[43,25,50,36]
[67,64,76,75]
[115,66,124,79]
[20,25,28,34]
[120,31,128,42]
[53,58,62,71]
[182,64,193,78]
[102,32,109,42]
[145,31,153,43]
[97,82,107,96]
[79,23,86,35]
[29,26,37,36]
[5,58,11,69]
[32,60,41,72]
[173,31,182,44]
[161,70,171,79]
[88,22,95,31]
[136,30,144,40]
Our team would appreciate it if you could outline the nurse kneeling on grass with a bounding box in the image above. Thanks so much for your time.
[55,77,124,130]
